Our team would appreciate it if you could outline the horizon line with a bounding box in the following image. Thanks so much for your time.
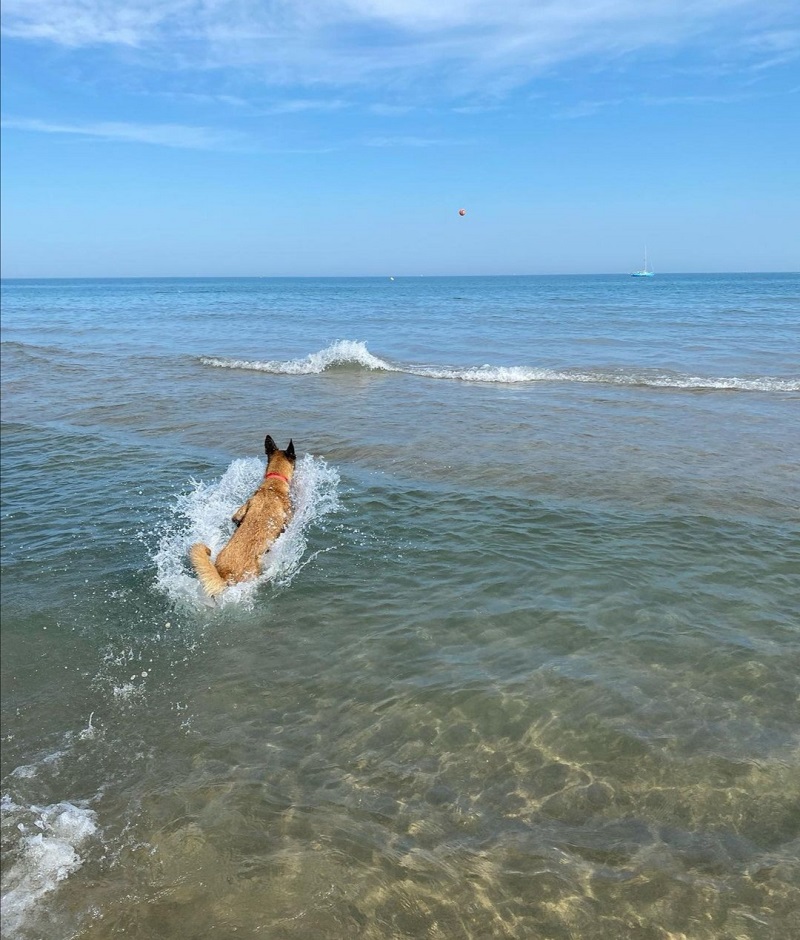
[2,270,797,281]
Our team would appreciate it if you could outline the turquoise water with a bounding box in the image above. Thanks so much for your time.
[2,274,799,938]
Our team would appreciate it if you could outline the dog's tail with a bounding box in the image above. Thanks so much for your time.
[189,543,228,597]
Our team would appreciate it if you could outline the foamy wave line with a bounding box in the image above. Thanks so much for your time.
[617,374,800,391]
[425,368,800,391]
[154,453,340,609]
[200,341,799,392]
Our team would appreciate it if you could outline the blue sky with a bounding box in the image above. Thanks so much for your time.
[2,0,798,276]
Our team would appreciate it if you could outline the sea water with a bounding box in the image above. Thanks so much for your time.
[1,274,798,939]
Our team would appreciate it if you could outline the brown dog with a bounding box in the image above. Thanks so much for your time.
[190,435,296,596]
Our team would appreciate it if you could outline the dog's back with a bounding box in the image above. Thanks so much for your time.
[190,436,296,596]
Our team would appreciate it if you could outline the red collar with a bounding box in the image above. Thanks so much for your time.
[266,471,290,484]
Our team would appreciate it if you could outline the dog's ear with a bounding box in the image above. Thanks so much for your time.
[265,435,277,457]
[285,440,296,462]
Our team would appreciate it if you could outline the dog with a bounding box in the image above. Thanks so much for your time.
[190,435,296,596]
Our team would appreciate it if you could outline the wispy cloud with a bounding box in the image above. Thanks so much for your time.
[555,88,772,119]
[261,98,349,115]
[2,116,350,153]
[364,135,466,148]
[368,103,416,116]
[740,27,800,53]
[157,91,254,109]
[1,116,243,149]
[3,1,797,95]
[1,1,174,47]
[640,92,754,106]
[736,28,800,71]
[156,91,349,115]
[450,104,505,115]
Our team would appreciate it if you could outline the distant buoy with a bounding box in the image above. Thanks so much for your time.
[458,208,466,217]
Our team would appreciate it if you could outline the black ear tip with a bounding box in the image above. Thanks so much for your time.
[265,434,277,454]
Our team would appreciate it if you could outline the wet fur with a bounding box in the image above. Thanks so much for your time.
[190,436,296,596]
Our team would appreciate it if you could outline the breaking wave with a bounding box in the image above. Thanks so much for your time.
[201,340,394,375]
[200,341,799,392]
[153,453,340,609]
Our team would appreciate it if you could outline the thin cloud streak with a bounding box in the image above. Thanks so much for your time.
[1,116,243,149]
[261,98,349,114]
[364,135,466,147]
[2,116,346,153]
[156,91,350,115]
[555,87,782,119]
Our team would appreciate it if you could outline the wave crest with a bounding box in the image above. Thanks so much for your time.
[201,340,394,375]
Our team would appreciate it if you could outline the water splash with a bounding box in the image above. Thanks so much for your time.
[0,796,98,937]
[153,453,340,609]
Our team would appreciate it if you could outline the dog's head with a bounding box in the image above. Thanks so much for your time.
[264,435,296,480]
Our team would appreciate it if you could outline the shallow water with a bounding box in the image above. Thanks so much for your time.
[2,274,799,939]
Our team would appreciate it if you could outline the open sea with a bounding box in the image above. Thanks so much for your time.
[1,273,799,940]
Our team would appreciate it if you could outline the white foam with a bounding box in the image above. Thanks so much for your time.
[154,453,340,609]
[199,341,799,391]
[201,340,394,375]
[409,364,575,383]
[1,797,98,937]
[637,374,800,391]
[10,765,38,780]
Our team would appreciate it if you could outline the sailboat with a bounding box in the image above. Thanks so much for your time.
[631,246,654,277]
